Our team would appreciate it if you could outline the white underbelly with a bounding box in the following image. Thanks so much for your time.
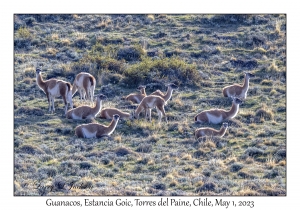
[82,127,97,138]
[72,112,83,120]
[207,113,223,124]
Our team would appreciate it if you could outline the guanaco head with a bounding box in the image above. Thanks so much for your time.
[113,114,120,122]
[95,94,107,101]
[137,85,146,91]
[166,83,179,90]
[36,68,42,74]
[232,97,243,105]
[222,122,229,128]
[244,72,255,79]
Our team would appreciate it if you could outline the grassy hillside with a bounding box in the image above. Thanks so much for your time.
[14,14,286,196]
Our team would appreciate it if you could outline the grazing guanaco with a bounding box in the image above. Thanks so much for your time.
[66,94,107,120]
[150,83,178,104]
[100,107,131,120]
[72,72,96,103]
[133,95,167,123]
[36,68,73,114]
[222,72,254,100]
[194,97,243,124]
[75,114,120,138]
[125,85,147,104]
[194,122,229,140]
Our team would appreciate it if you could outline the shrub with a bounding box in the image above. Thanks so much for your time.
[136,143,152,153]
[114,147,133,156]
[123,57,200,87]
[16,27,32,39]
[52,176,66,190]
[244,147,264,157]
[195,182,216,192]
[152,182,166,190]
[38,166,57,177]
[255,105,274,120]
[19,144,44,155]
[117,45,146,62]
[79,161,94,169]
[230,163,244,172]
[72,55,125,75]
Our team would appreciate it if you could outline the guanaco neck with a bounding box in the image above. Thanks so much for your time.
[105,119,119,134]
[92,98,103,115]
[140,88,146,96]
[163,86,173,101]
[242,75,250,91]
[218,126,228,137]
[225,102,239,120]
[36,72,47,92]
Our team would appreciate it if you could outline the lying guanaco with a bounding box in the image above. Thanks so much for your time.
[194,122,229,140]
[222,72,254,100]
[194,97,243,124]
[75,114,120,138]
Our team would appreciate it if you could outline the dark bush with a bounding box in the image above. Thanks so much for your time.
[195,182,216,192]
[117,45,145,62]
[276,149,286,159]
[79,161,94,169]
[123,57,200,87]
[136,143,152,153]
[101,157,110,165]
[244,147,264,157]
[193,149,205,158]
[230,59,258,69]
[19,144,44,155]
[202,168,211,177]
[59,160,80,176]
[152,182,166,190]
[74,37,88,48]
[38,166,57,177]
[114,147,132,156]
[52,176,66,190]
[230,163,244,172]
[203,14,252,25]
[263,168,280,179]
[24,17,36,26]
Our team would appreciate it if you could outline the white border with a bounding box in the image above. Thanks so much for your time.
[3,1,296,209]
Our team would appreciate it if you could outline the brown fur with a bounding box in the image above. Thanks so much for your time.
[150,83,178,103]
[75,115,120,138]
[100,108,131,120]
[222,72,254,100]
[125,86,147,104]
[194,123,228,139]
[134,95,167,123]
[66,94,106,119]
[194,98,242,124]
[72,72,96,102]
[36,69,73,114]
